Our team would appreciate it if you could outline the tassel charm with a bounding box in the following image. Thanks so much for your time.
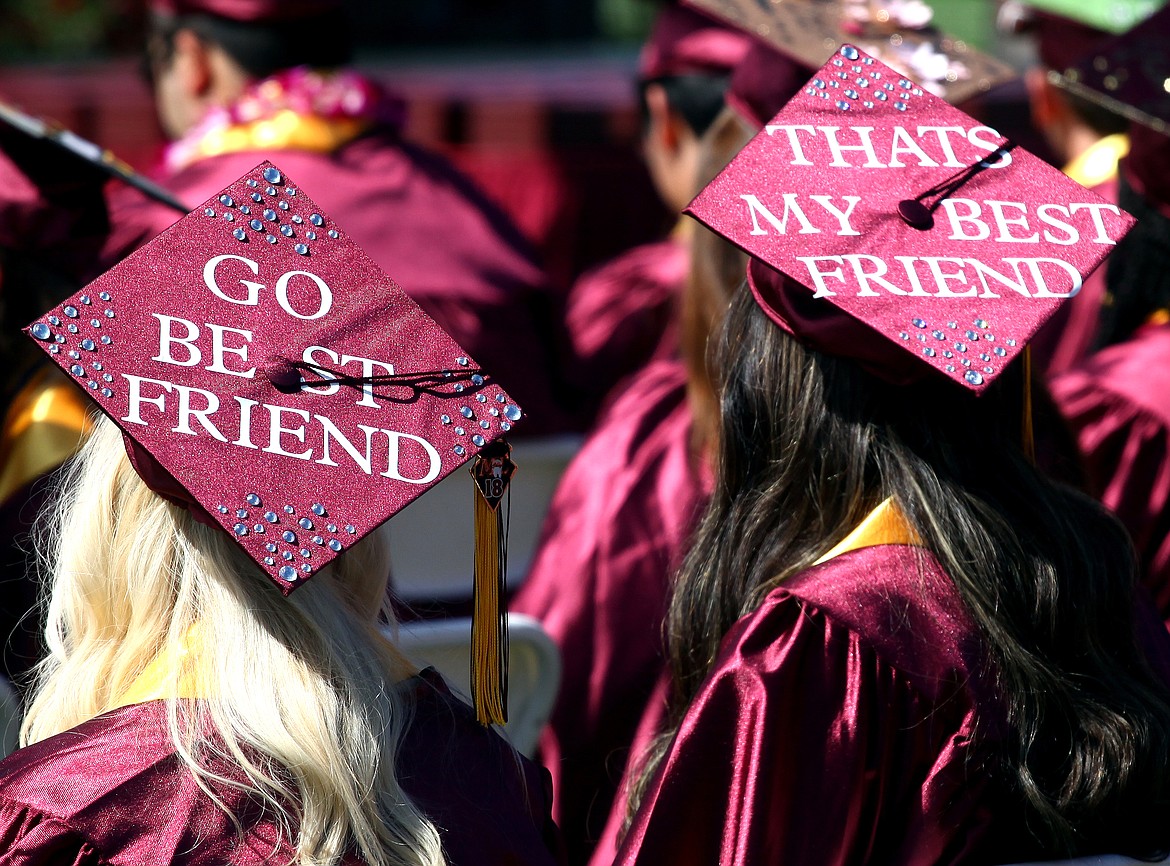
[470,439,515,725]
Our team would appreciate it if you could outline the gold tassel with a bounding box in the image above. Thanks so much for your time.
[470,439,514,726]
[1022,346,1036,464]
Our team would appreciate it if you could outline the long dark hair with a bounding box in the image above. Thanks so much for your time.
[634,286,1170,855]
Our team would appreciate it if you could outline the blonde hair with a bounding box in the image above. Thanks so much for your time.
[22,415,446,866]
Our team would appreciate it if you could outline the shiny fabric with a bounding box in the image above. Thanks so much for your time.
[104,130,571,436]
[1050,322,1170,621]
[511,359,709,865]
[562,239,687,419]
[613,545,1053,866]
[0,669,563,865]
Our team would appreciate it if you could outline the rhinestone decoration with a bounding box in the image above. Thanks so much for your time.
[233,523,248,536]
[299,517,313,530]
[471,374,484,386]
[460,406,474,418]
[246,493,261,506]
[263,209,277,221]
[310,503,326,516]
[63,306,78,318]
[965,370,984,385]
[345,525,356,534]
[219,194,235,207]
[265,511,278,523]
[328,539,343,552]
[284,505,295,514]
[279,566,296,581]
[503,405,522,421]
[282,530,297,543]
[472,434,485,446]
[454,445,465,456]
[295,244,309,256]
[309,213,324,226]
[923,347,936,357]
[263,166,282,184]
[233,228,247,241]
[31,323,51,340]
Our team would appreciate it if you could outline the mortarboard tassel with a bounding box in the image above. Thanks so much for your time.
[470,440,516,726]
[1022,347,1036,464]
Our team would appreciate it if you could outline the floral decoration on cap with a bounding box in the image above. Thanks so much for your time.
[23,161,523,595]
[685,45,1135,391]
[1048,3,1170,134]
[684,0,1013,103]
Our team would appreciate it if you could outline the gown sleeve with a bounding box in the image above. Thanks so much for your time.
[0,801,103,866]
[612,591,993,866]
[1052,361,1170,618]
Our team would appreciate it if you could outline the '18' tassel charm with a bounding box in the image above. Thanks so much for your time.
[470,439,515,725]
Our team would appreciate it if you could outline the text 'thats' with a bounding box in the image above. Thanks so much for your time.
[685,45,1135,391]
[684,0,1013,104]
[24,161,521,722]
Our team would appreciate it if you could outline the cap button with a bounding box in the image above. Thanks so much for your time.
[897,200,934,230]
[264,358,303,394]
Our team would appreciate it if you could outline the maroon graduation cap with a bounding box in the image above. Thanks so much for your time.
[684,0,1014,105]
[639,3,753,79]
[686,44,1135,390]
[1049,3,1170,135]
[24,161,520,722]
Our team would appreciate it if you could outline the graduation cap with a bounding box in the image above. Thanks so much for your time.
[1048,3,1170,134]
[24,161,519,724]
[639,3,753,79]
[685,44,1135,391]
[683,0,1014,104]
[1014,0,1165,36]
[0,99,186,216]
[150,0,342,22]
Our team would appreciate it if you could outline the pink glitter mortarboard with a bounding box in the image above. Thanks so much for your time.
[686,45,1135,391]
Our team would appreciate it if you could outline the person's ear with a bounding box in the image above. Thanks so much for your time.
[1025,66,1063,130]
[171,28,213,98]
[644,82,682,154]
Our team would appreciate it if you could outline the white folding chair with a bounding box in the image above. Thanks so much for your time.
[387,613,560,758]
[0,676,20,758]
[387,435,581,603]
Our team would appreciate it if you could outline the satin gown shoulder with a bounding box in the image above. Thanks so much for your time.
[0,669,564,866]
[613,544,1052,866]
[511,358,709,863]
[561,239,688,419]
[1050,322,1170,622]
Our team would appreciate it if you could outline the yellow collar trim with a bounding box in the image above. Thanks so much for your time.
[1063,133,1129,189]
[0,368,93,505]
[813,498,922,566]
[114,627,203,709]
[184,110,368,166]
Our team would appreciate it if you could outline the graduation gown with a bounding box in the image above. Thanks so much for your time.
[613,542,1170,866]
[561,239,688,421]
[511,359,709,864]
[103,130,572,435]
[0,669,562,866]
[1050,322,1170,622]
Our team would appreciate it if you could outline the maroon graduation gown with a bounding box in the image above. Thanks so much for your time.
[510,359,709,864]
[102,131,572,435]
[561,239,688,421]
[0,669,563,865]
[1050,322,1170,622]
[613,544,1170,866]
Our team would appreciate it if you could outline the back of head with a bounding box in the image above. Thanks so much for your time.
[24,415,445,866]
[148,0,352,80]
